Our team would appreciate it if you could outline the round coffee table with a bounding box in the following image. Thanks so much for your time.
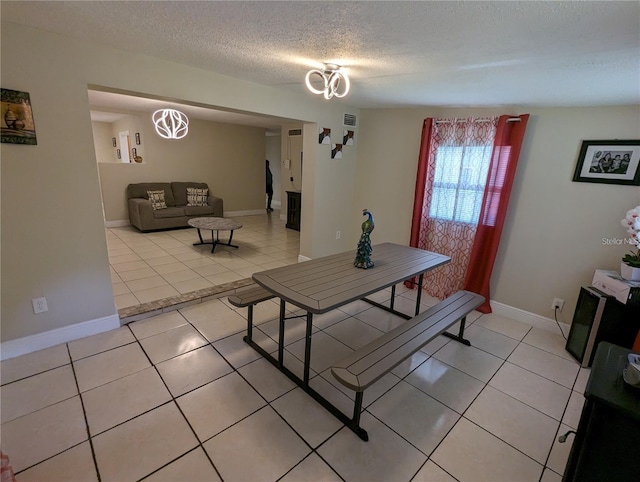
[188,217,243,253]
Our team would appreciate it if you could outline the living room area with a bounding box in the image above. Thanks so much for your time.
[90,89,306,317]
[107,212,300,316]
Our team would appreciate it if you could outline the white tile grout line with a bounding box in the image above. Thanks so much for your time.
[6,293,574,480]
[107,222,300,311]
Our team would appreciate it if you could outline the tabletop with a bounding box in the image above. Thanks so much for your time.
[252,242,450,314]
[188,217,243,231]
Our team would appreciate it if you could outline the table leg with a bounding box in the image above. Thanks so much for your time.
[242,335,369,441]
[303,312,314,385]
[192,228,218,252]
[224,229,239,249]
[218,230,239,250]
[210,230,218,253]
[442,315,471,346]
[390,284,396,311]
[415,274,424,316]
[192,228,240,252]
[278,300,286,367]
[245,305,254,341]
[363,273,428,320]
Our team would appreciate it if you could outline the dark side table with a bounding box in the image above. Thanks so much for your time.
[563,342,640,481]
[286,191,301,231]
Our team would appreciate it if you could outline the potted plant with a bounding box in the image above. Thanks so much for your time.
[621,205,640,281]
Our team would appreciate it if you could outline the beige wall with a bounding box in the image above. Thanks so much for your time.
[1,20,357,345]
[92,122,116,164]
[8,17,635,350]
[97,116,266,222]
[354,106,640,320]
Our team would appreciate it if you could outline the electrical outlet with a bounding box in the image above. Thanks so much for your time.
[336,230,341,239]
[552,298,565,312]
[32,297,48,314]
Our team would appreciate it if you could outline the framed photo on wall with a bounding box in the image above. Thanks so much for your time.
[1,88,37,145]
[572,140,640,185]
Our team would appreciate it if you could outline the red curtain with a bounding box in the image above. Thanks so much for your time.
[408,118,434,250]
[463,114,529,312]
[407,114,529,311]
[406,117,498,298]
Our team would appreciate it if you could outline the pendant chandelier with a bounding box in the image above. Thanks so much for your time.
[152,109,189,139]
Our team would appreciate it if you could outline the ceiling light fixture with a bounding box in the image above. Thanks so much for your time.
[152,109,189,139]
[305,64,350,100]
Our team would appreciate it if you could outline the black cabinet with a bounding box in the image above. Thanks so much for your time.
[563,342,640,481]
[286,191,301,231]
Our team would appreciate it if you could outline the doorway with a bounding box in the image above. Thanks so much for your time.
[118,131,131,163]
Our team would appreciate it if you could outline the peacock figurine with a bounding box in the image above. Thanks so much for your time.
[354,209,375,269]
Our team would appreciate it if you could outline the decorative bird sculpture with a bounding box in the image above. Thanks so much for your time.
[354,209,375,269]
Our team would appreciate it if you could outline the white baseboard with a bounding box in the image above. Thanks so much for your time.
[0,295,567,362]
[272,200,282,209]
[106,207,285,227]
[104,219,130,228]
[298,254,312,262]
[225,209,269,217]
[0,314,121,361]
[490,300,571,337]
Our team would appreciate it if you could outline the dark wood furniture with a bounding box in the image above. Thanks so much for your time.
[563,342,640,481]
[286,191,301,231]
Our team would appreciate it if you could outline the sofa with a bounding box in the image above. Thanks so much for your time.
[127,182,223,232]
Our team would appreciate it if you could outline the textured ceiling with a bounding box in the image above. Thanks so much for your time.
[2,1,639,111]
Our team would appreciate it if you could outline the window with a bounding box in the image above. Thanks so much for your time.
[428,144,493,224]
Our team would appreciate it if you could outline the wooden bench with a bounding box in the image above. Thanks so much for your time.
[228,284,275,341]
[330,290,484,439]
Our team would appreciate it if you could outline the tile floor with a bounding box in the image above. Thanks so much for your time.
[107,210,300,311]
[1,283,588,481]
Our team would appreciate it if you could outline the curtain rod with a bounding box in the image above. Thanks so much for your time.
[434,117,521,124]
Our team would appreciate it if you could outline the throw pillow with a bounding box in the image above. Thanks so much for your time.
[187,187,208,207]
[147,190,167,210]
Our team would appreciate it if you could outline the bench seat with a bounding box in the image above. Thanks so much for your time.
[228,284,275,308]
[330,290,484,439]
[332,290,484,392]
[228,284,275,340]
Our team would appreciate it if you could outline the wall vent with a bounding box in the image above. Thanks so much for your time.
[343,113,357,127]
[288,129,302,136]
